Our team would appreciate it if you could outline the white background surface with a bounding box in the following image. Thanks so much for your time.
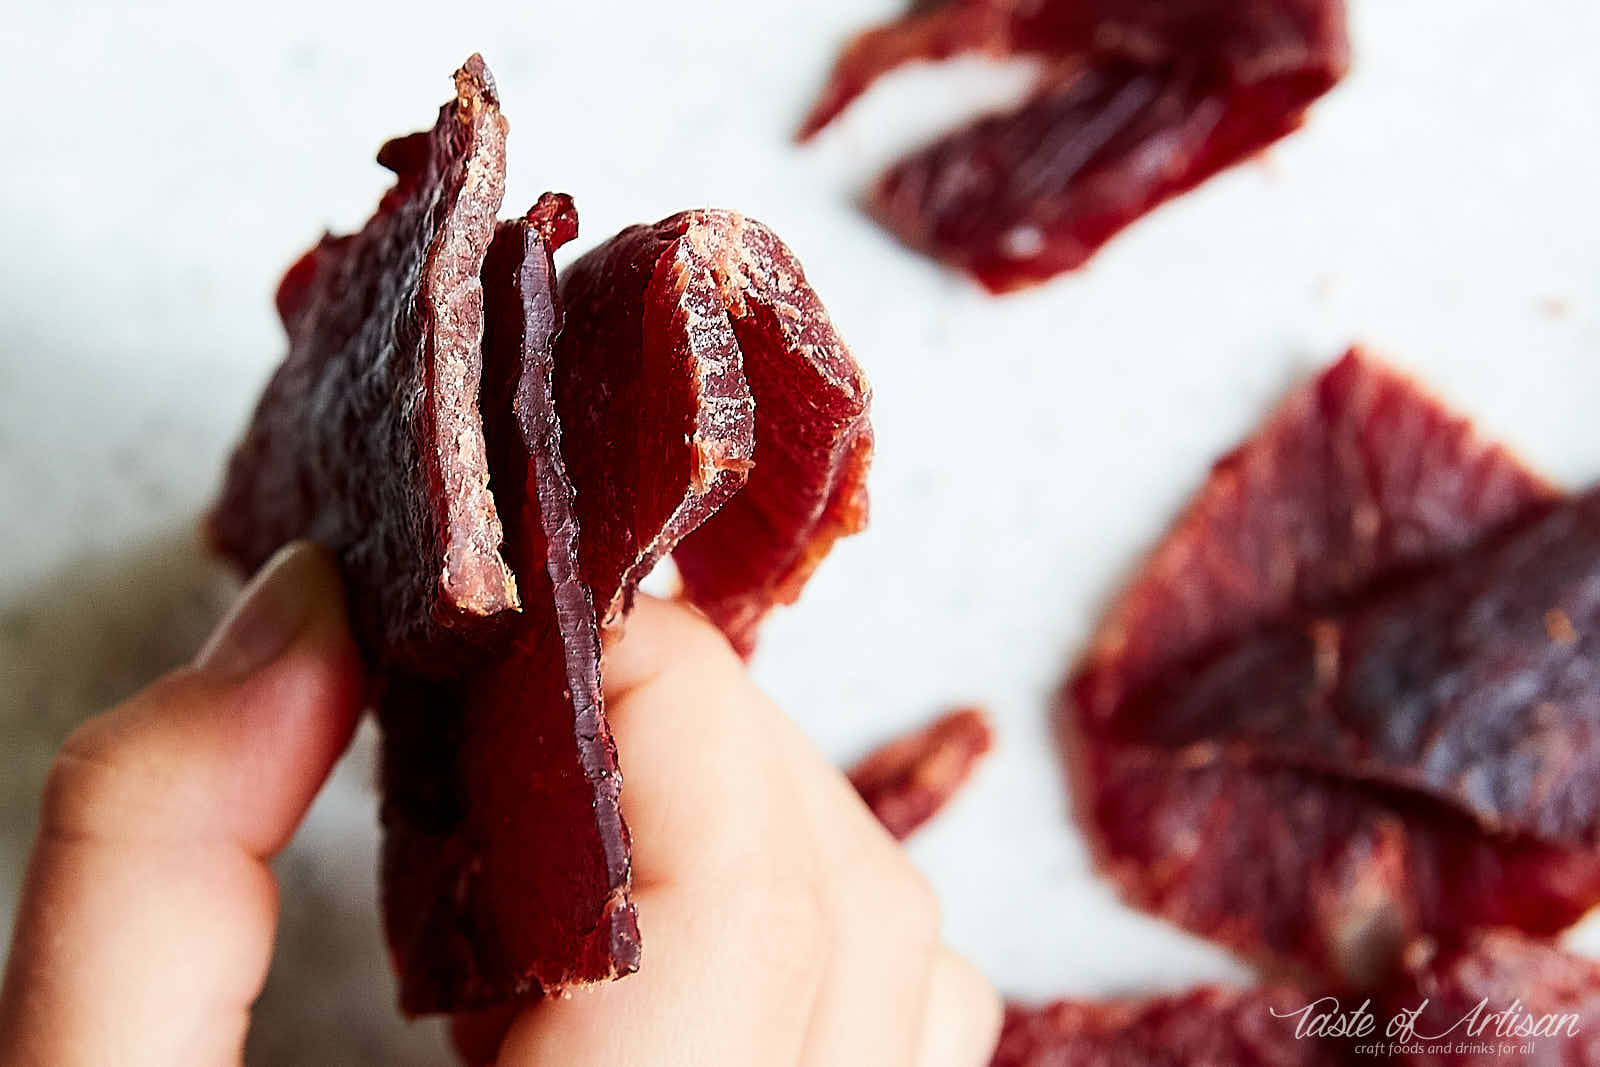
[3,0,1599,1061]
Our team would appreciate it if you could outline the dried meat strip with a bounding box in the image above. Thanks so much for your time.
[1073,350,1558,728]
[379,206,872,1012]
[210,58,873,1018]
[1381,932,1600,1066]
[1088,751,1600,990]
[992,985,1350,1066]
[799,0,1348,292]
[1066,350,1600,985]
[554,209,873,655]
[379,197,643,1014]
[211,57,516,675]
[1104,487,1600,847]
[850,707,994,840]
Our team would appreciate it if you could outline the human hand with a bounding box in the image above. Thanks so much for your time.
[0,541,1002,1066]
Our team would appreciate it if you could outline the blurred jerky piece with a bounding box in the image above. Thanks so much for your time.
[1109,487,1600,846]
[1090,753,1600,992]
[1073,350,1557,724]
[798,0,1348,292]
[1066,350,1600,986]
[555,209,874,655]
[210,56,515,675]
[379,196,643,1014]
[992,985,1350,1066]
[1381,932,1600,1066]
[850,707,994,840]
[382,205,874,1014]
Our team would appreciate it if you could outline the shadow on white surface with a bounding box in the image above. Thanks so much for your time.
[0,530,448,1064]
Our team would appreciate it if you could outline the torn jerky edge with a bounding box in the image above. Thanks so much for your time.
[211,55,516,675]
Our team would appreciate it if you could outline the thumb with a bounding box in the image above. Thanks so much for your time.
[0,541,366,1067]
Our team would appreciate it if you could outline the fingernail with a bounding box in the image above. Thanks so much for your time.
[196,542,326,680]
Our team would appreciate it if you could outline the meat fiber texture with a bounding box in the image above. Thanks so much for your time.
[210,55,516,676]
[799,0,1349,291]
[209,57,873,1015]
[1067,348,1600,989]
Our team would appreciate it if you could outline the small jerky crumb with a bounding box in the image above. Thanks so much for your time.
[849,707,993,840]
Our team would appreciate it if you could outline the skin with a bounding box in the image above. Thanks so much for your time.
[0,542,1002,1066]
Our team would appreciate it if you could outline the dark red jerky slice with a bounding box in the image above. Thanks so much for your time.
[850,707,994,840]
[379,197,641,1014]
[870,53,1334,292]
[799,0,1348,139]
[1089,750,1600,991]
[992,985,1350,1066]
[210,56,517,675]
[1073,349,1558,730]
[1109,487,1600,847]
[800,0,1347,292]
[381,204,873,1015]
[1382,933,1600,1066]
[1065,350,1597,984]
[551,213,757,633]
[555,209,873,654]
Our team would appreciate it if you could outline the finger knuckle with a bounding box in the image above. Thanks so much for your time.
[885,859,941,940]
[667,603,741,667]
[738,877,831,989]
[40,726,126,842]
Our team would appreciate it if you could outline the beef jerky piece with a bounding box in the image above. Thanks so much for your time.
[555,209,873,654]
[210,56,515,675]
[800,0,1348,141]
[992,985,1350,1066]
[383,205,874,1014]
[800,0,1348,291]
[1074,349,1558,728]
[869,52,1337,292]
[1089,750,1600,990]
[1106,487,1600,847]
[1065,350,1599,984]
[850,707,994,840]
[1381,933,1600,1066]
[382,198,639,1014]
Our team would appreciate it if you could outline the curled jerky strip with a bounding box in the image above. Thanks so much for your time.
[211,56,515,675]
[554,209,874,655]
[1066,350,1600,986]
[849,707,994,840]
[381,207,872,1012]
[800,0,1348,291]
